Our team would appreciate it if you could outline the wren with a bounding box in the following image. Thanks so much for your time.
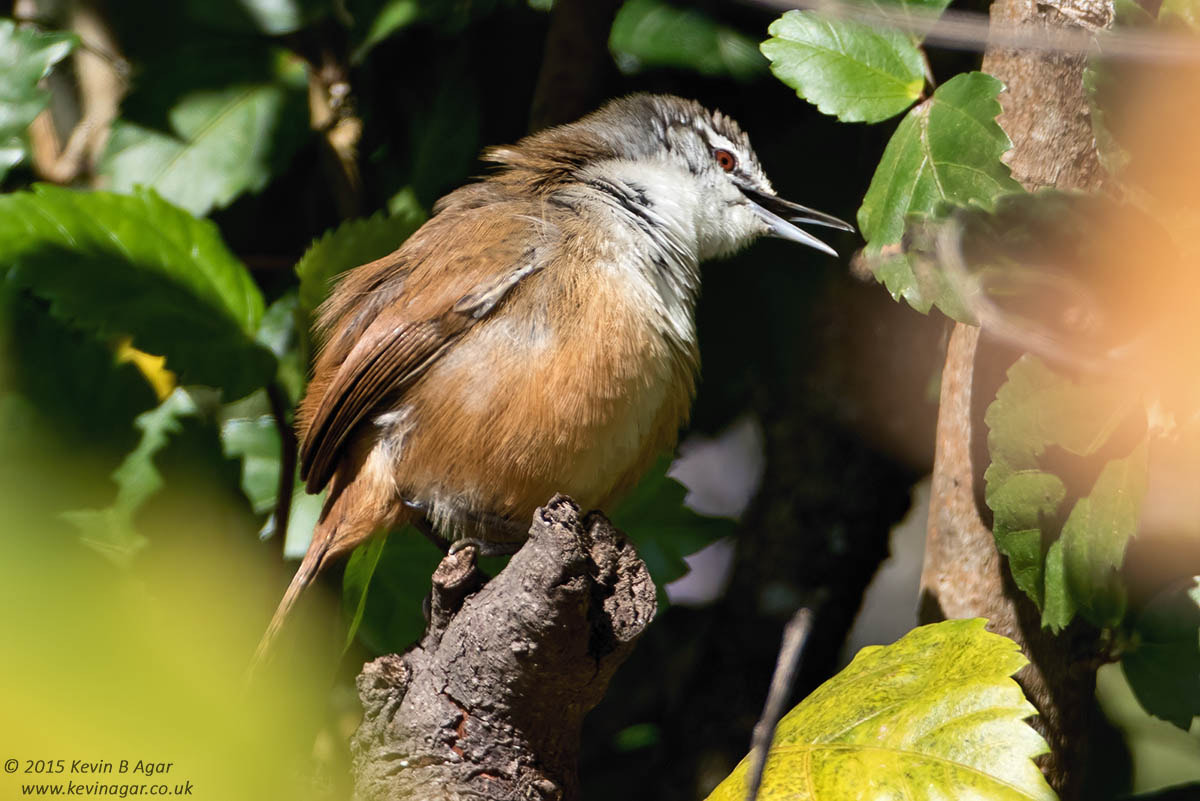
[254,93,852,664]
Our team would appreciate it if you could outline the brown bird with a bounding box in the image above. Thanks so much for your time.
[254,93,851,665]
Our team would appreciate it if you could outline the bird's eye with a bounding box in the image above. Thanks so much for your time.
[714,149,737,172]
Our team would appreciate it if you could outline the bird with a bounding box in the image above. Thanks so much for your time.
[253,93,852,666]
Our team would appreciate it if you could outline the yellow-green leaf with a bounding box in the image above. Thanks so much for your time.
[706,620,1056,801]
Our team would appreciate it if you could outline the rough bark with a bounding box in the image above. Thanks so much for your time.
[352,496,656,801]
[919,326,1103,797]
[920,1,1111,797]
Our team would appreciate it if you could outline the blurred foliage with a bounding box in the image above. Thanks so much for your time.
[706,620,1056,801]
[610,0,766,80]
[0,20,74,181]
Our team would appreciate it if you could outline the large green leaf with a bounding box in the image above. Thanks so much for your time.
[1122,578,1200,730]
[858,71,1023,315]
[295,206,426,329]
[611,453,736,592]
[342,530,393,652]
[0,185,275,398]
[611,0,765,80]
[761,10,924,123]
[0,20,76,181]
[98,52,308,217]
[706,619,1056,801]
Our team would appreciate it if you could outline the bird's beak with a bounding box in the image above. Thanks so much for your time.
[738,183,855,258]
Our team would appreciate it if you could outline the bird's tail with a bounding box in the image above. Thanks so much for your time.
[247,532,331,680]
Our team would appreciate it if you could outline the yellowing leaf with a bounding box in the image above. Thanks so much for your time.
[706,620,1056,801]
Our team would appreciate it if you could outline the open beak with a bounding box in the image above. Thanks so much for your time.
[738,183,855,258]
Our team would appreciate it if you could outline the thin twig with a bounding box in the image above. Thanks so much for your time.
[266,380,297,545]
[745,607,814,801]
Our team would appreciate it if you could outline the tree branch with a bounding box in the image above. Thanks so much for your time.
[528,0,621,132]
[352,496,657,801]
[265,380,296,544]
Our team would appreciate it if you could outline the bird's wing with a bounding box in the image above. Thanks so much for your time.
[299,204,547,492]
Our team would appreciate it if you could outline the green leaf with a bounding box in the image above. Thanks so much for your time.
[283,489,325,559]
[98,53,308,217]
[0,285,160,531]
[987,471,1066,608]
[1160,0,1200,27]
[610,453,735,591]
[342,529,443,655]
[296,207,426,328]
[1040,538,1075,630]
[858,72,1023,315]
[611,0,766,81]
[761,10,925,123]
[705,619,1056,801]
[984,355,1143,630]
[342,530,391,652]
[256,290,306,404]
[0,185,275,398]
[0,20,76,181]
[64,389,200,563]
[221,416,282,515]
[1122,578,1200,730]
[1060,442,1148,628]
[985,356,1138,484]
[406,68,481,208]
[347,0,421,62]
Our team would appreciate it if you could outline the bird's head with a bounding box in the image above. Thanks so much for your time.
[486,94,853,261]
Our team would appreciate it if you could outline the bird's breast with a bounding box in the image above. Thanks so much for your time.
[381,246,699,536]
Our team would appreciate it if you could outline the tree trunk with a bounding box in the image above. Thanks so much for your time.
[919,1,1112,797]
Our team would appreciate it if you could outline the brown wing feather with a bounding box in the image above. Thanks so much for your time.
[298,199,549,493]
[300,316,469,492]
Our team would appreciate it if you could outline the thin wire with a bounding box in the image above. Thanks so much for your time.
[741,0,1200,62]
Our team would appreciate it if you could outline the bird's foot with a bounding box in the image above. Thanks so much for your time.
[448,537,523,557]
